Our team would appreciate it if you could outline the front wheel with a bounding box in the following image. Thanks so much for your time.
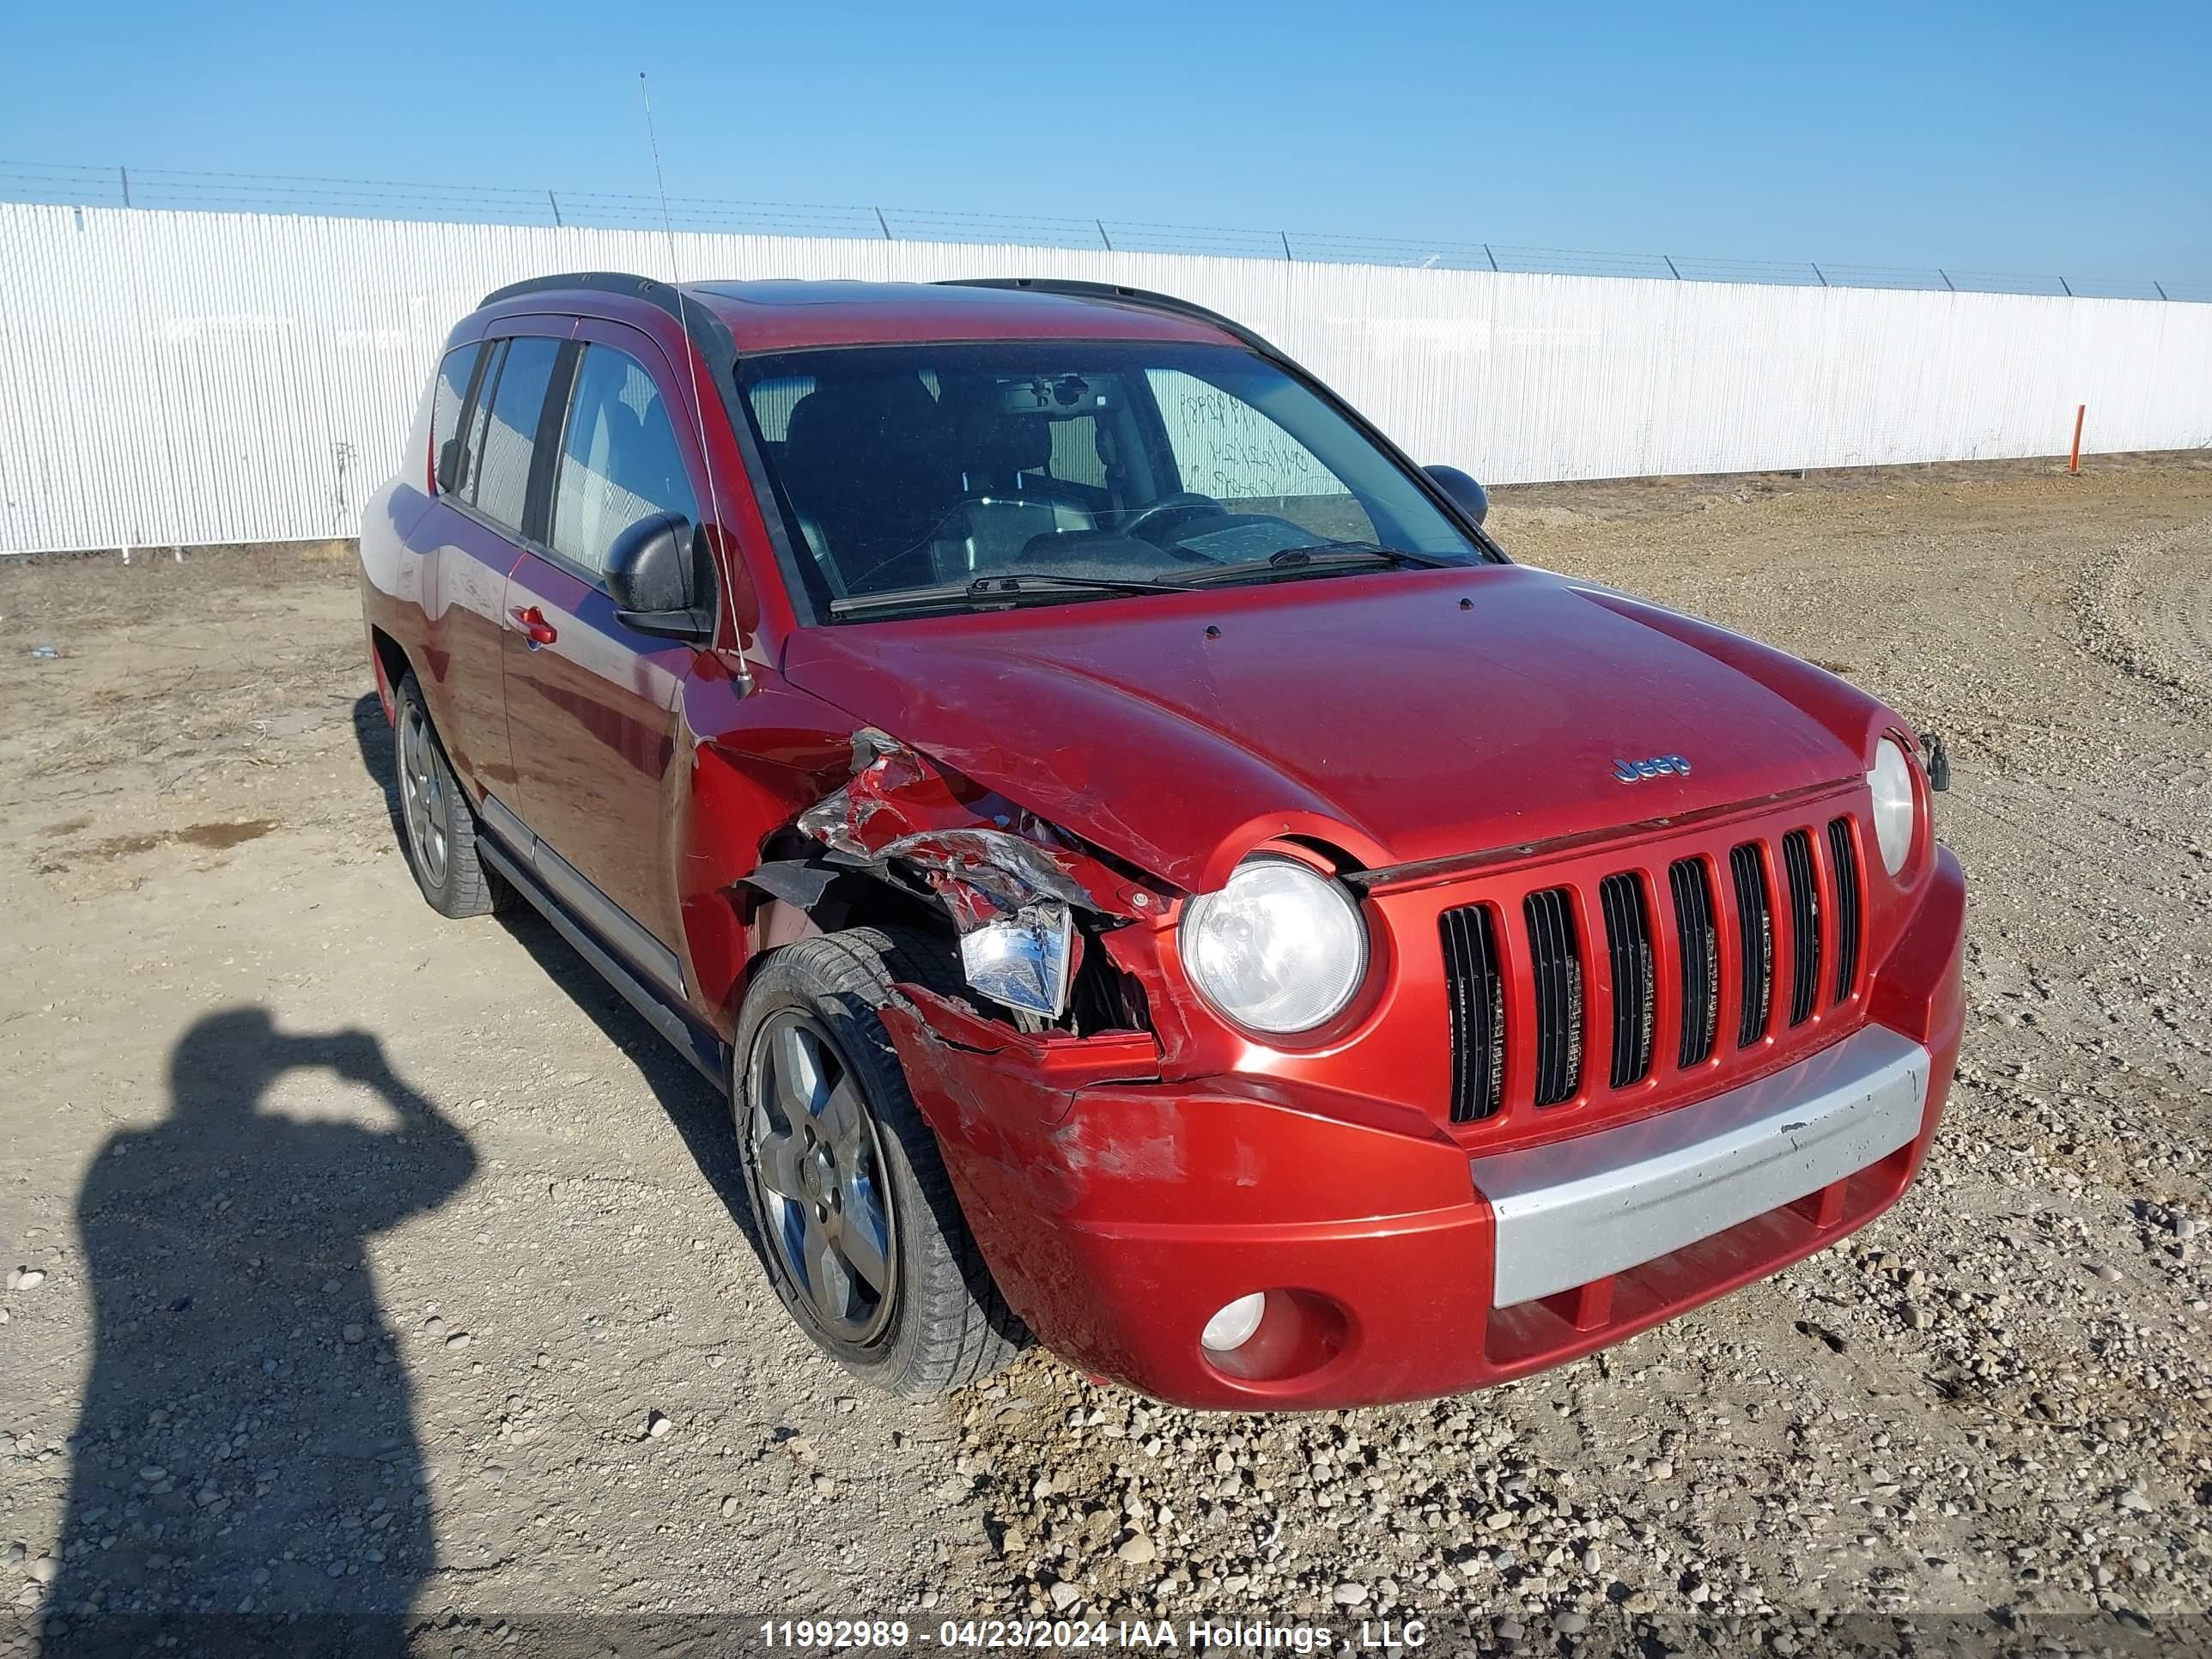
[732,928,1024,1397]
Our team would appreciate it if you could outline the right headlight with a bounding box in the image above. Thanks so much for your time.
[1179,856,1368,1035]
[1867,736,1918,876]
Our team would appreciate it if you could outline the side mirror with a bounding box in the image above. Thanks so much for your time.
[1425,465,1489,528]
[607,512,714,641]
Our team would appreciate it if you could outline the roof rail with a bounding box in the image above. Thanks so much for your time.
[477,270,684,314]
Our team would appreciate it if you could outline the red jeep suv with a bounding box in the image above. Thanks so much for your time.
[359,272,1965,1410]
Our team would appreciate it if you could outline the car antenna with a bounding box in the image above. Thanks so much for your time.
[639,70,745,684]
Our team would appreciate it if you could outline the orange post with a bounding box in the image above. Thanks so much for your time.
[2069,404,2086,474]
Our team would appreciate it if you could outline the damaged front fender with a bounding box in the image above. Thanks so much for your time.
[797,728,1168,1021]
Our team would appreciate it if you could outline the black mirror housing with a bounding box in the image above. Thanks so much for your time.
[606,513,713,641]
[1425,465,1489,528]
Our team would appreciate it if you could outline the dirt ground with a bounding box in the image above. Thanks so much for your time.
[2,453,2209,1657]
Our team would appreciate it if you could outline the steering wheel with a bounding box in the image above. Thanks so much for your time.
[1121,493,1225,545]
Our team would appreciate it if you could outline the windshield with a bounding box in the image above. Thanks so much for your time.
[736,342,1490,622]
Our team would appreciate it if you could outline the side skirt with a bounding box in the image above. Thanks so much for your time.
[476,831,729,1092]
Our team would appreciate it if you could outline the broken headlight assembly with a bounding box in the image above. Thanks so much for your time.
[1178,855,1369,1035]
[957,902,1074,1020]
[793,730,1129,1026]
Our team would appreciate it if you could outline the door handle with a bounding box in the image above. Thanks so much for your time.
[508,605,557,647]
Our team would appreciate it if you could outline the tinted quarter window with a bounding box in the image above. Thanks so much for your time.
[549,345,699,575]
[471,337,562,533]
[430,345,483,495]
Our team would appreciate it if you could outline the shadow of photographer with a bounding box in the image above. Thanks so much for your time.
[42,1008,475,1656]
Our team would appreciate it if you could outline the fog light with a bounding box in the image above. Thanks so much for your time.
[1200,1291,1267,1353]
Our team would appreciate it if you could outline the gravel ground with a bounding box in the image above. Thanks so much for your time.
[0,453,2209,1656]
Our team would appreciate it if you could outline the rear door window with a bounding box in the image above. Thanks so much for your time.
[745,374,813,445]
[470,337,563,534]
[430,344,484,494]
[547,344,699,576]
[1047,414,1108,491]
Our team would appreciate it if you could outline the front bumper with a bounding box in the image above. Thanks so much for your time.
[886,845,1966,1411]
[1474,1023,1929,1308]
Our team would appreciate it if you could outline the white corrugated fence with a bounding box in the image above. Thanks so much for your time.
[3,203,2209,555]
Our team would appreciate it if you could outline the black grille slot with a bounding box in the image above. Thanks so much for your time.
[1598,873,1655,1087]
[1523,887,1585,1105]
[1827,817,1862,1003]
[1782,829,1822,1026]
[1669,858,1720,1066]
[1729,842,1774,1046]
[1440,904,1505,1122]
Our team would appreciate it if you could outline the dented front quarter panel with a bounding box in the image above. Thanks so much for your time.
[669,670,1176,1049]
[790,726,1174,1024]
[673,664,884,1039]
[796,728,1161,925]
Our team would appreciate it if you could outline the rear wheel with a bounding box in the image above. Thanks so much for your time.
[392,672,505,919]
[733,928,1024,1397]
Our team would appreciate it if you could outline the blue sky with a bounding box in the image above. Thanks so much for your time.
[4,0,2206,283]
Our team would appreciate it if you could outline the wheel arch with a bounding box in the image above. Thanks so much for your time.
[728,835,963,1028]
[368,624,413,723]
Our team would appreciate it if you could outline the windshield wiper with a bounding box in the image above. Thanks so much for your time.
[827,545,1463,617]
[1177,543,1464,586]
[829,570,1192,619]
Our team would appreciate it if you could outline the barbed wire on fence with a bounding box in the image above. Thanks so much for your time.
[3,158,2203,304]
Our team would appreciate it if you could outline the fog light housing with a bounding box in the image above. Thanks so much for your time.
[1200,1291,1267,1353]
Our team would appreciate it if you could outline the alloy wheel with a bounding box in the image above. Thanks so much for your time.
[748,1012,898,1345]
[398,702,451,888]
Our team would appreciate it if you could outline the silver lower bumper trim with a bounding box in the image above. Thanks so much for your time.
[1469,1024,1931,1308]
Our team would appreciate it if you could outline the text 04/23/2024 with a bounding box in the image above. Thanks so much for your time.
[757,1619,1420,1650]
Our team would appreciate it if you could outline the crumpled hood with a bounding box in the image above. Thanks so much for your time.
[781,563,1876,895]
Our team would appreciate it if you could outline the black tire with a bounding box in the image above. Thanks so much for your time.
[732,927,1026,1397]
[392,671,507,919]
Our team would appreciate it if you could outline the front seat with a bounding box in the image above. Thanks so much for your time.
[953,409,1091,508]
[776,374,956,595]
